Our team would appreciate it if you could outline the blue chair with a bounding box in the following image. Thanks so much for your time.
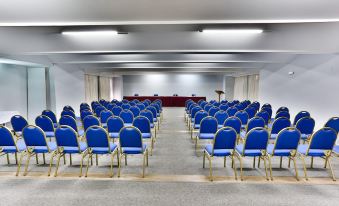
[204,104,213,113]
[42,110,58,128]
[100,110,113,128]
[203,127,238,181]
[119,109,134,127]
[235,127,270,180]
[189,106,202,129]
[208,106,220,117]
[296,117,315,141]
[63,105,75,113]
[244,107,256,119]
[11,115,28,137]
[111,106,123,116]
[219,104,229,111]
[35,115,55,139]
[106,103,115,111]
[223,116,242,137]
[200,101,208,109]
[59,115,84,136]
[107,116,124,140]
[235,110,249,128]
[54,125,88,177]
[0,126,26,165]
[195,117,218,155]
[261,107,272,121]
[118,126,149,178]
[293,111,311,125]
[275,111,290,120]
[16,125,57,176]
[94,106,105,117]
[297,127,337,180]
[240,117,265,139]
[276,106,289,114]
[129,102,136,107]
[270,117,291,139]
[262,103,271,109]
[83,115,100,131]
[122,99,129,104]
[130,106,141,118]
[256,110,270,126]
[147,106,159,129]
[133,116,155,155]
[214,110,229,129]
[81,110,93,123]
[136,103,146,111]
[140,110,157,138]
[324,117,339,133]
[226,107,238,117]
[61,110,76,120]
[121,103,131,110]
[84,126,118,177]
[191,110,208,139]
[266,127,301,180]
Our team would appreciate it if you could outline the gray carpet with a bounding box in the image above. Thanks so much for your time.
[0,107,338,206]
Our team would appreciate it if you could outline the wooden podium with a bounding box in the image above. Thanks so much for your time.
[215,90,225,102]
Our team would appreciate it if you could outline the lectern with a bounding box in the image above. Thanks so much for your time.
[215,90,225,103]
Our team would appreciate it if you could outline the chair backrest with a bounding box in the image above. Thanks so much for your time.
[293,111,311,125]
[107,116,124,133]
[42,110,57,124]
[55,125,79,149]
[147,106,158,120]
[0,126,17,148]
[296,117,315,135]
[244,106,257,118]
[133,116,151,133]
[262,103,271,109]
[199,116,218,134]
[261,107,272,119]
[100,110,113,123]
[208,106,220,117]
[59,115,78,132]
[219,104,229,111]
[136,103,146,111]
[224,116,242,134]
[119,109,134,124]
[81,110,93,122]
[22,125,49,148]
[273,127,301,152]
[243,127,269,151]
[324,117,339,133]
[214,110,229,125]
[255,110,269,125]
[246,117,265,132]
[275,111,290,120]
[122,99,129,104]
[119,126,143,148]
[194,111,208,125]
[277,106,289,114]
[200,101,208,109]
[106,103,115,111]
[213,127,237,150]
[226,107,238,117]
[61,110,76,119]
[35,115,54,132]
[251,101,260,111]
[271,117,291,135]
[130,106,141,117]
[111,106,123,116]
[235,110,249,125]
[11,115,28,133]
[121,103,131,110]
[94,106,105,117]
[204,104,213,113]
[129,102,136,107]
[140,110,154,124]
[63,105,75,112]
[83,115,100,131]
[85,126,110,150]
[308,127,337,151]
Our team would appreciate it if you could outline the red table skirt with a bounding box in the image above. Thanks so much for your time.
[123,96,206,107]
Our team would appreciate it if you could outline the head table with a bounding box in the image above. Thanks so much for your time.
[123,96,206,107]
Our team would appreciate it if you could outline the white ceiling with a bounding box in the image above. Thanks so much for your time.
[0,0,338,75]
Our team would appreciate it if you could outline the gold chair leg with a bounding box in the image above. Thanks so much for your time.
[279,156,283,168]
[326,157,336,181]
[253,157,256,168]
[15,152,18,164]
[54,153,62,177]
[79,152,86,177]
[300,155,308,180]
[258,157,261,168]
[310,157,314,168]
[262,156,269,181]
[232,155,237,180]
[23,153,32,176]
[48,151,56,176]
[209,156,213,181]
[63,154,66,165]
[195,137,199,156]
[125,154,127,166]
[203,150,206,168]
[142,151,146,178]
[110,152,115,178]
[6,154,10,164]
[292,157,299,181]
[16,151,26,176]
[268,155,273,180]
[146,149,149,167]
[69,154,72,166]
[239,156,244,181]
[118,153,122,177]
[288,157,291,168]
[43,153,46,165]
[35,154,39,164]
[224,156,226,168]
[85,154,91,177]
[96,154,98,166]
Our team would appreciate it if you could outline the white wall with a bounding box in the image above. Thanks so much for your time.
[123,74,225,101]
[0,63,28,119]
[259,54,339,129]
[50,66,85,117]
[27,67,46,122]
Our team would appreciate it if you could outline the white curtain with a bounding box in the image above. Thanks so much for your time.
[99,76,112,100]
[112,76,123,101]
[247,74,259,101]
[85,74,99,103]
[234,76,248,101]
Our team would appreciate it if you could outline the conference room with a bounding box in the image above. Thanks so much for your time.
[0,0,339,205]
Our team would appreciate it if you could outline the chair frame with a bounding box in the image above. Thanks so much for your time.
[195,116,218,155]
[133,116,155,155]
[0,125,20,165]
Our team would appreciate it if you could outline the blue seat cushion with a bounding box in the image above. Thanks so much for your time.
[150,123,154,128]
[90,142,118,154]
[109,132,119,139]
[236,144,263,157]
[14,131,22,136]
[61,142,88,154]
[218,125,223,129]
[45,131,55,138]
[270,133,278,139]
[198,133,215,139]
[142,133,151,139]
[240,131,246,139]
[1,138,26,153]
[153,118,158,122]
[266,144,294,156]
[78,130,85,137]
[300,134,311,140]
[32,142,57,153]
[121,144,147,155]
[205,144,232,157]
[297,144,327,157]
[101,123,107,128]
[124,123,132,127]
[194,124,200,129]
[268,123,273,129]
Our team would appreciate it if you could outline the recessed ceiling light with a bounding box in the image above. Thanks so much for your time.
[201,29,263,34]
[61,30,118,35]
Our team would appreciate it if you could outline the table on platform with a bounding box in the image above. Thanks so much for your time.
[123,96,206,107]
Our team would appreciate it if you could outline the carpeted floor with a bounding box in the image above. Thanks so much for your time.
[0,107,338,206]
